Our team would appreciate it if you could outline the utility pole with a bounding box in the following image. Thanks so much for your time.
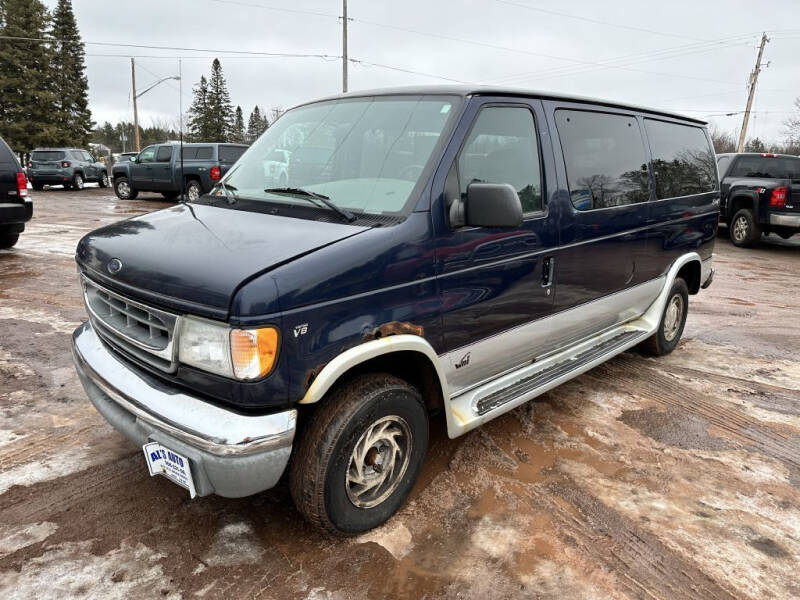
[342,0,348,93]
[737,32,769,153]
[131,57,141,152]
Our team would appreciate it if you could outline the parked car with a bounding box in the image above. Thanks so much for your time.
[262,148,290,187]
[72,86,718,535]
[27,147,109,190]
[716,152,799,246]
[112,142,247,201]
[0,135,32,248]
[114,152,139,164]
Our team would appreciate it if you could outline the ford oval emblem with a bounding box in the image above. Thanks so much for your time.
[107,258,123,275]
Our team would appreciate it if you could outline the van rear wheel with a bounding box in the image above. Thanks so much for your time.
[290,373,429,536]
[639,277,688,356]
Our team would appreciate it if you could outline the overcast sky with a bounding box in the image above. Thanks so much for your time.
[45,0,800,143]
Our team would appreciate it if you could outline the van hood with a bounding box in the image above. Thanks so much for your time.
[76,203,368,318]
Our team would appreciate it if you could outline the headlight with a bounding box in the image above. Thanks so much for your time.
[178,316,279,380]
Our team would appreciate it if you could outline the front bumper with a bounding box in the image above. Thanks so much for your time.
[769,213,800,228]
[72,321,297,498]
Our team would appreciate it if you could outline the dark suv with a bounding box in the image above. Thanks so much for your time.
[717,152,799,246]
[27,148,109,191]
[0,135,32,248]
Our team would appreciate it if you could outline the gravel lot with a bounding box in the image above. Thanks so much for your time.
[1,187,799,599]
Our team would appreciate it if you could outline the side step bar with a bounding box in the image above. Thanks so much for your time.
[446,321,652,438]
[475,329,642,416]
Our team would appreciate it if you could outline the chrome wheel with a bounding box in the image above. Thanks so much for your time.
[187,183,200,202]
[117,181,130,198]
[732,215,748,242]
[73,174,84,190]
[346,415,412,509]
[101,173,109,186]
[663,293,684,342]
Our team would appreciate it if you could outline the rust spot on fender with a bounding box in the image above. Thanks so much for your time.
[363,321,424,342]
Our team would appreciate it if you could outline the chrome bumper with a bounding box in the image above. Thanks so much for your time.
[72,321,296,497]
[769,213,800,228]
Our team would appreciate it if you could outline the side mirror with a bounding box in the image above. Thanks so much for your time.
[463,183,523,228]
[129,155,137,163]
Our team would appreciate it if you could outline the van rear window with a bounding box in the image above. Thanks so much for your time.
[32,150,66,161]
[219,145,246,163]
[556,110,650,210]
[644,119,716,198]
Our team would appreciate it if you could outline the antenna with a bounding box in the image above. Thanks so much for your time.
[179,58,185,202]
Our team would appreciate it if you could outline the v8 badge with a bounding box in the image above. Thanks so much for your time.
[293,323,309,338]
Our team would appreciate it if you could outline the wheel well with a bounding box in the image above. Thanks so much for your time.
[184,175,201,184]
[321,351,444,414]
[112,171,127,180]
[677,260,701,295]
[729,195,753,220]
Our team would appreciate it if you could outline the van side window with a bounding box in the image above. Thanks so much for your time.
[556,109,649,210]
[645,119,716,198]
[458,106,543,213]
[156,146,173,162]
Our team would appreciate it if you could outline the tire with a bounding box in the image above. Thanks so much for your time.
[32,183,44,191]
[0,232,20,249]
[114,177,137,200]
[290,373,429,536]
[185,180,202,202]
[639,277,689,357]
[71,172,84,191]
[161,191,180,200]
[98,171,109,188]
[730,208,761,247]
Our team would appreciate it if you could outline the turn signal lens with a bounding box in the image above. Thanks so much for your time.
[230,327,279,380]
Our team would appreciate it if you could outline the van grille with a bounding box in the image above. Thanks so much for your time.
[81,276,179,372]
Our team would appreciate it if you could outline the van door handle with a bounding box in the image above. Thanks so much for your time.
[541,256,554,287]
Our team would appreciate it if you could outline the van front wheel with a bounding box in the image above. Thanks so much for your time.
[639,277,689,356]
[290,373,429,536]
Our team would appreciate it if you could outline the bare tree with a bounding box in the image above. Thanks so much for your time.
[709,126,736,154]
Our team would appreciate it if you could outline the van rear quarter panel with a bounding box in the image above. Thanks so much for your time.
[542,100,718,312]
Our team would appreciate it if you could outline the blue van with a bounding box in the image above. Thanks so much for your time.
[71,86,718,534]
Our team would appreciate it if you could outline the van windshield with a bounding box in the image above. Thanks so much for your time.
[217,95,461,218]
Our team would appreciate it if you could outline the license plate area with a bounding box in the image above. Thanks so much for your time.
[143,441,197,498]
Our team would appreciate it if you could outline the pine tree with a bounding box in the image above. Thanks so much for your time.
[0,0,57,157]
[206,58,234,141]
[246,106,263,143]
[231,106,245,144]
[50,0,92,146]
[187,76,211,141]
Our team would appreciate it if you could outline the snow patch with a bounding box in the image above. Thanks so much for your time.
[0,541,180,599]
[0,522,58,558]
[0,446,94,495]
[202,521,263,567]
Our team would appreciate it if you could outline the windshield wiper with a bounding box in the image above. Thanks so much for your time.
[264,187,356,223]
[216,181,238,205]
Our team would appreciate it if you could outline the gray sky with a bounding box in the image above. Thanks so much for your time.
[49,0,800,142]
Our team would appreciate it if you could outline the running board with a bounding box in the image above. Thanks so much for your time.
[446,320,652,438]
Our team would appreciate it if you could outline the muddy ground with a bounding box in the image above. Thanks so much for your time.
[1,187,799,599]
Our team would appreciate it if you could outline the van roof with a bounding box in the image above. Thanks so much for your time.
[309,85,707,125]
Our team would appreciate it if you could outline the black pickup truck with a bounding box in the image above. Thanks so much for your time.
[716,152,800,247]
[0,135,32,249]
[112,142,247,201]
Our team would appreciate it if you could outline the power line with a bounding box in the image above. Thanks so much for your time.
[0,35,337,59]
[203,0,337,19]
[495,0,709,42]
[348,58,468,84]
